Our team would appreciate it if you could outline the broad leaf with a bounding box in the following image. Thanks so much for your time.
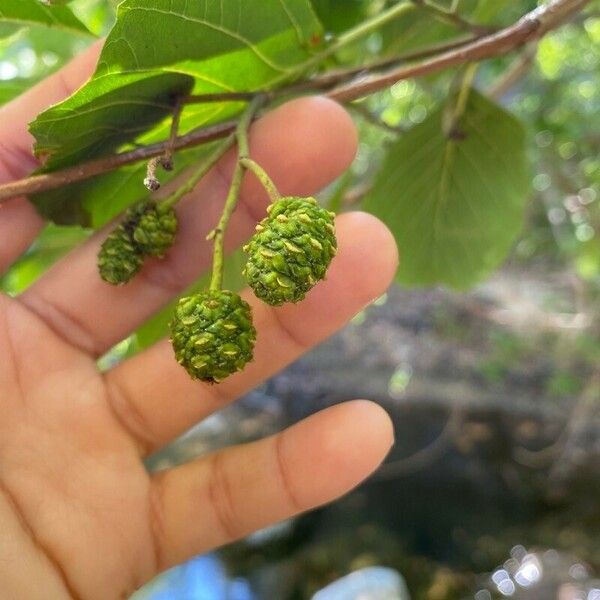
[311,0,371,34]
[380,0,522,58]
[364,90,530,290]
[30,0,323,225]
[31,72,194,169]
[0,1,91,34]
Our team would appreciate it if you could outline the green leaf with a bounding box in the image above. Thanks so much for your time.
[0,0,91,34]
[30,0,323,225]
[380,3,460,57]
[364,90,531,290]
[31,72,194,169]
[379,0,520,57]
[311,0,370,34]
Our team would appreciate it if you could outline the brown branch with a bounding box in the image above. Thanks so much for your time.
[328,0,590,102]
[0,120,239,201]
[0,0,589,204]
[178,35,484,106]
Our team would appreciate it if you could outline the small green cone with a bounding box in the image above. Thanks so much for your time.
[170,290,256,383]
[98,226,144,285]
[98,201,178,285]
[133,203,178,258]
[243,197,337,306]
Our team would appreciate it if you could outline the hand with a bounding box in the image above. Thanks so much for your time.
[0,45,398,600]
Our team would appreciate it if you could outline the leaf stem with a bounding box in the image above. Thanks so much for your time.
[413,0,495,35]
[239,158,281,204]
[159,135,235,212]
[303,1,415,70]
[209,96,265,292]
[445,61,479,137]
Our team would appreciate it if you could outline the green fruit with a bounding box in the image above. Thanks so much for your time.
[98,201,178,285]
[170,290,256,383]
[243,197,337,306]
[98,225,144,285]
[133,203,178,258]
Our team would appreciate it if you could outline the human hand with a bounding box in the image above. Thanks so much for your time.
[0,45,398,599]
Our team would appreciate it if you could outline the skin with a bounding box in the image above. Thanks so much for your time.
[0,44,399,599]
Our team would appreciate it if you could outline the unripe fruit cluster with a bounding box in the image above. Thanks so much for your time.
[170,196,336,382]
[98,200,177,285]
[98,175,337,384]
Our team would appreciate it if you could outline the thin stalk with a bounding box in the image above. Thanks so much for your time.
[209,97,265,291]
[453,62,479,123]
[414,0,494,35]
[159,134,235,211]
[300,1,415,70]
[239,158,281,203]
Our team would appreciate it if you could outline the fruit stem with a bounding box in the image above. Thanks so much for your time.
[239,157,281,204]
[159,134,236,212]
[209,96,266,292]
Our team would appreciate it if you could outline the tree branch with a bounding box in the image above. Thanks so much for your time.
[328,0,590,102]
[0,0,589,204]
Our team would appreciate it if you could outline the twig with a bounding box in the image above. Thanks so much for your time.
[163,98,183,169]
[347,103,406,135]
[0,119,240,202]
[208,97,265,291]
[328,0,590,102]
[144,99,183,190]
[160,135,236,212]
[0,0,589,204]
[414,0,496,36]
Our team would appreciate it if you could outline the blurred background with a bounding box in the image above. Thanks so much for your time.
[1,1,599,598]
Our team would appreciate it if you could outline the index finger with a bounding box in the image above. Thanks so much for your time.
[0,42,102,272]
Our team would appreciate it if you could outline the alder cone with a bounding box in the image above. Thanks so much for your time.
[133,203,178,258]
[98,226,144,285]
[170,290,256,383]
[243,197,337,306]
[98,201,178,285]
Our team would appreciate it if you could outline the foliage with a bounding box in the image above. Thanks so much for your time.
[0,0,598,346]
[364,89,530,289]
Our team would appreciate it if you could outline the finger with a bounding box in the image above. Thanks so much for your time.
[105,212,398,455]
[0,42,102,272]
[149,400,394,570]
[20,97,358,356]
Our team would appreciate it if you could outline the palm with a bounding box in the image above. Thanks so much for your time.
[0,46,396,599]
[0,297,155,598]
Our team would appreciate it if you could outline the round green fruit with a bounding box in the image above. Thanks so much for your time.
[133,202,178,258]
[170,290,256,383]
[98,223,143,285]
[243,197,337,306]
